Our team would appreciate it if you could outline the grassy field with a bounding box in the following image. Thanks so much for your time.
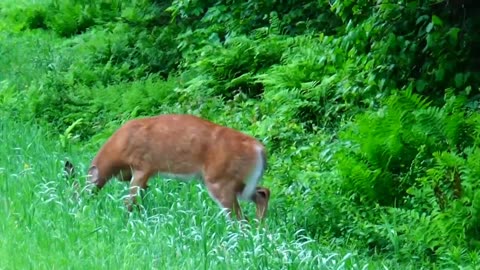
[0,118,386,269]
[4,0,477,269]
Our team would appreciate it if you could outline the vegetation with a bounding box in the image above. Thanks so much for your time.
[1,0,480,268]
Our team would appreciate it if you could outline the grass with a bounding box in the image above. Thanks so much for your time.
[0,118,385,270]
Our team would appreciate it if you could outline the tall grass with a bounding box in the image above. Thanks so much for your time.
[0,118,386,269]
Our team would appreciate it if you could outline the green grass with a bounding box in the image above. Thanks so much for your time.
[0,118,388,269]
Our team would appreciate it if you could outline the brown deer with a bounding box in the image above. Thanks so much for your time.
[65,114,270,221]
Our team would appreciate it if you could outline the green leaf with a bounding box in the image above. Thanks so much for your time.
[435,68,445,82]
[416,15,429,25]
[426,22,433,33]
[454,73,465,88]
[432,15,443,26]
[448,27,460,46]
[416,80,427,93]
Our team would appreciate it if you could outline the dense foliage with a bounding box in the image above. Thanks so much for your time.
[2,0,480,268]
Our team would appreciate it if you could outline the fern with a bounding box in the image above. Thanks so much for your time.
[269,11,281,35]
[336,90,476,207]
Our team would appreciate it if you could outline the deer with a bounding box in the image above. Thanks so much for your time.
[65,114,270,222]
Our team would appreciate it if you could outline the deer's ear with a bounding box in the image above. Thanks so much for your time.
[87,166,99,181]
[256,187,270,200]
[64,160,75,179]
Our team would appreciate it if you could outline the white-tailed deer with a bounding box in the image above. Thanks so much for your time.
[65,114,270,221]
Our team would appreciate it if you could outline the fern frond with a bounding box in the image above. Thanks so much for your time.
[269,11,281,35]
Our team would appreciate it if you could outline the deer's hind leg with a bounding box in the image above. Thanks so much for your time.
[205,181,245,220]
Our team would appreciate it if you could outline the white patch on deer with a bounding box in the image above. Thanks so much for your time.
[238,145,265,201]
